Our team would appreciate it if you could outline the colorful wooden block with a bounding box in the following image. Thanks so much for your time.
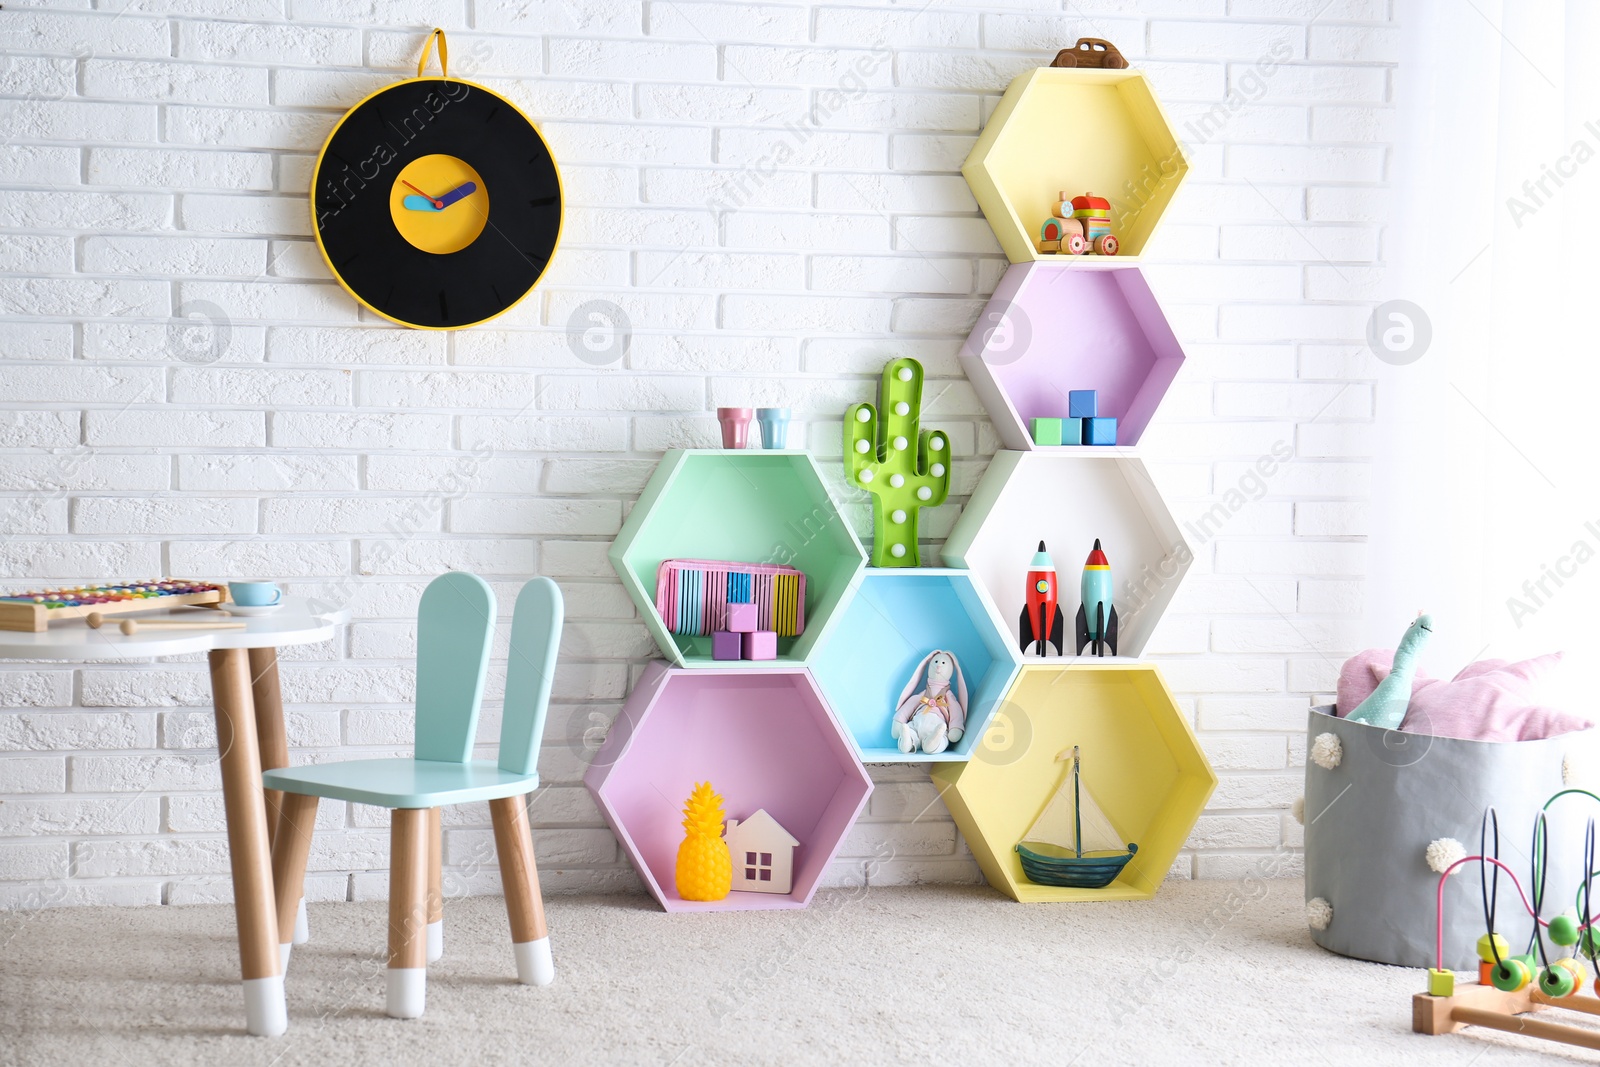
[712,630,741,660]
[726,602,758,633]
[1060,417,1082,445]
[742,631,777,660]
[1037,239,1061,253]
[1428,969,1455,997]
[1068,389,1097,418]
[1083,416,1117,445]
[1030,417,1063,446]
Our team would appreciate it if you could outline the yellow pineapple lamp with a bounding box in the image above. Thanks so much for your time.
[675,782,732,901]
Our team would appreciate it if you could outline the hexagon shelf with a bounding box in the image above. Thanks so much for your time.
[931,663,1215,902]
[583,662,873,912]
[963,67,1188,264]
[609,450,867,668]
[941,450,1189,661]
[808,568,1022,764]
[961,264,1185,450]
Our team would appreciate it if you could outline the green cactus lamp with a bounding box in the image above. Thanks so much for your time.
[843,357,951,567]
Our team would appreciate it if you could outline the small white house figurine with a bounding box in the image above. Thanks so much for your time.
[725,809,798,894]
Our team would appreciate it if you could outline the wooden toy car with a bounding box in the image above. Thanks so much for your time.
[1038,193,1119,256]
[1050,38,1128,70]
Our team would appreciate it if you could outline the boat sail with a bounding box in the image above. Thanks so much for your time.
[1015,745,1138,888]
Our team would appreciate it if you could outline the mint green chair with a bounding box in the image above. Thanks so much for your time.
[265,573,563,1019]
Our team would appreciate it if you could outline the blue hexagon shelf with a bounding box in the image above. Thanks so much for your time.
[609,449,868,668]
[808,568,1022,762]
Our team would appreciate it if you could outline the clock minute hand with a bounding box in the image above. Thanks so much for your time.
[436,182,478,209]
[400,180,443,209]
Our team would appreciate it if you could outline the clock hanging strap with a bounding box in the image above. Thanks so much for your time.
[417,28,449,78]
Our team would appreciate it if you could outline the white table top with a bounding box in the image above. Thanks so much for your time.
[0,596,348,660]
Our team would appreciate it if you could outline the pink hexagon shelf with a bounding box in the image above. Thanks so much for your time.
[583,662,873,912]
[960,264,1185,451]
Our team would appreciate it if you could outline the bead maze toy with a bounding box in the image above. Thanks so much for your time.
[1414,792,1600,1050]
[0,579,229,632]
[843,357,952,568]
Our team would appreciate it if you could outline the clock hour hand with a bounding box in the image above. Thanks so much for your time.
[436,182,478,208]
[402,194,443,212]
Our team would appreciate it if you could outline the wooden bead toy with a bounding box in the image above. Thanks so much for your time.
[1489,957,1529,992]
[1549,911,1579,946]
[1427,968,1454,997]
[1476,932,1509,963]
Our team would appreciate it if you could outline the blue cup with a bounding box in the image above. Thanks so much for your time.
[230,581,282,607]
[756,407,790,449]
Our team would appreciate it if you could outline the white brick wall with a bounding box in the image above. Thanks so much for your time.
[0,0,1390,906]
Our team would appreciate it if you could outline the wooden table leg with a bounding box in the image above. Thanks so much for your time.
[209,647,286,1037]
[247,647,288,852]
[248,647,306,946]
[489,795,554,987]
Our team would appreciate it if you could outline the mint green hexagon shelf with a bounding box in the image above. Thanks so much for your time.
[609,450,867,668]
[808,568,1021,763]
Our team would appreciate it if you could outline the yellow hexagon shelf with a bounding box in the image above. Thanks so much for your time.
[963,67,1188,264]
[931,662,1215,902]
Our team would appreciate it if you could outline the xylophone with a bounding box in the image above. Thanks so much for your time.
[0,579,229,632]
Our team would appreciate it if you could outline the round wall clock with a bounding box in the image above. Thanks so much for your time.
[310,31,562,330]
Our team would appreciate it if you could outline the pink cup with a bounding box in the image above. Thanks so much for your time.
[717,407,754,449]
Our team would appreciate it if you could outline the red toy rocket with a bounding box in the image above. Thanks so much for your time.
[1019,541,1066,656]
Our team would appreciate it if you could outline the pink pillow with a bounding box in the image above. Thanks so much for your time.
[1398,653,1591,742]
[1336,648,1435,713]
[1338,649,1590,741]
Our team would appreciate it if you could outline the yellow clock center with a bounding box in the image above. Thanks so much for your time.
[390,154,489,255]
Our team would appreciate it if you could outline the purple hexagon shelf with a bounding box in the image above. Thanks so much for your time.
[960,263,1185,450]
[583,662,873,912]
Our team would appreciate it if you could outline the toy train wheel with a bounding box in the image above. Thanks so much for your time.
[1065,232,1087,255]
[1096,234,1119,256]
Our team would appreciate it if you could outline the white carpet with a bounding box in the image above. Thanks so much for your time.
[0,879,1583,1065]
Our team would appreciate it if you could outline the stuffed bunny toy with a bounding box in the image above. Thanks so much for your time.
[893,650,969,754]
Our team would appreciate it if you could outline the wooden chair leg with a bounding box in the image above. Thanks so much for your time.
[489,795,553,986]
[387,808,430,1019]
[426,807,443,963]
[270,792,318,973]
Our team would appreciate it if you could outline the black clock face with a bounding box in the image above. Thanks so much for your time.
[312,78,562,329]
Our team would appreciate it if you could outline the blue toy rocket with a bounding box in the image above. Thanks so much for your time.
[1074,538,1119,657]
[1019,541,1065,656]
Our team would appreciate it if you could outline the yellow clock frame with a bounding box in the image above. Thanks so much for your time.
[310,30,564,330]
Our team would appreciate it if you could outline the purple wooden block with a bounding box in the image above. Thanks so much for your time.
[959,264,1185,450]
[742,630,778,660]
[581,662,874,912]
[711,630,742,660]
[726,602,758,633]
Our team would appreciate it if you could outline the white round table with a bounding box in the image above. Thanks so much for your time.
[0,597,347,1037]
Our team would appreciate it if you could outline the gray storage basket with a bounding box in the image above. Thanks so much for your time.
[1303,704,1600,970]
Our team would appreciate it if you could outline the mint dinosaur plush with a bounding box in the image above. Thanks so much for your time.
[1346,613,1433,730]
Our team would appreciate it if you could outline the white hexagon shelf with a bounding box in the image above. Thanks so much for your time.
[941,451,1189,661]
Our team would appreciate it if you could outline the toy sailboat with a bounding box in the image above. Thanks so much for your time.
[1015,745,1137,888]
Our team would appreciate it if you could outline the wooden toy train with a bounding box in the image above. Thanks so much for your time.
[1039,193,1119,256]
